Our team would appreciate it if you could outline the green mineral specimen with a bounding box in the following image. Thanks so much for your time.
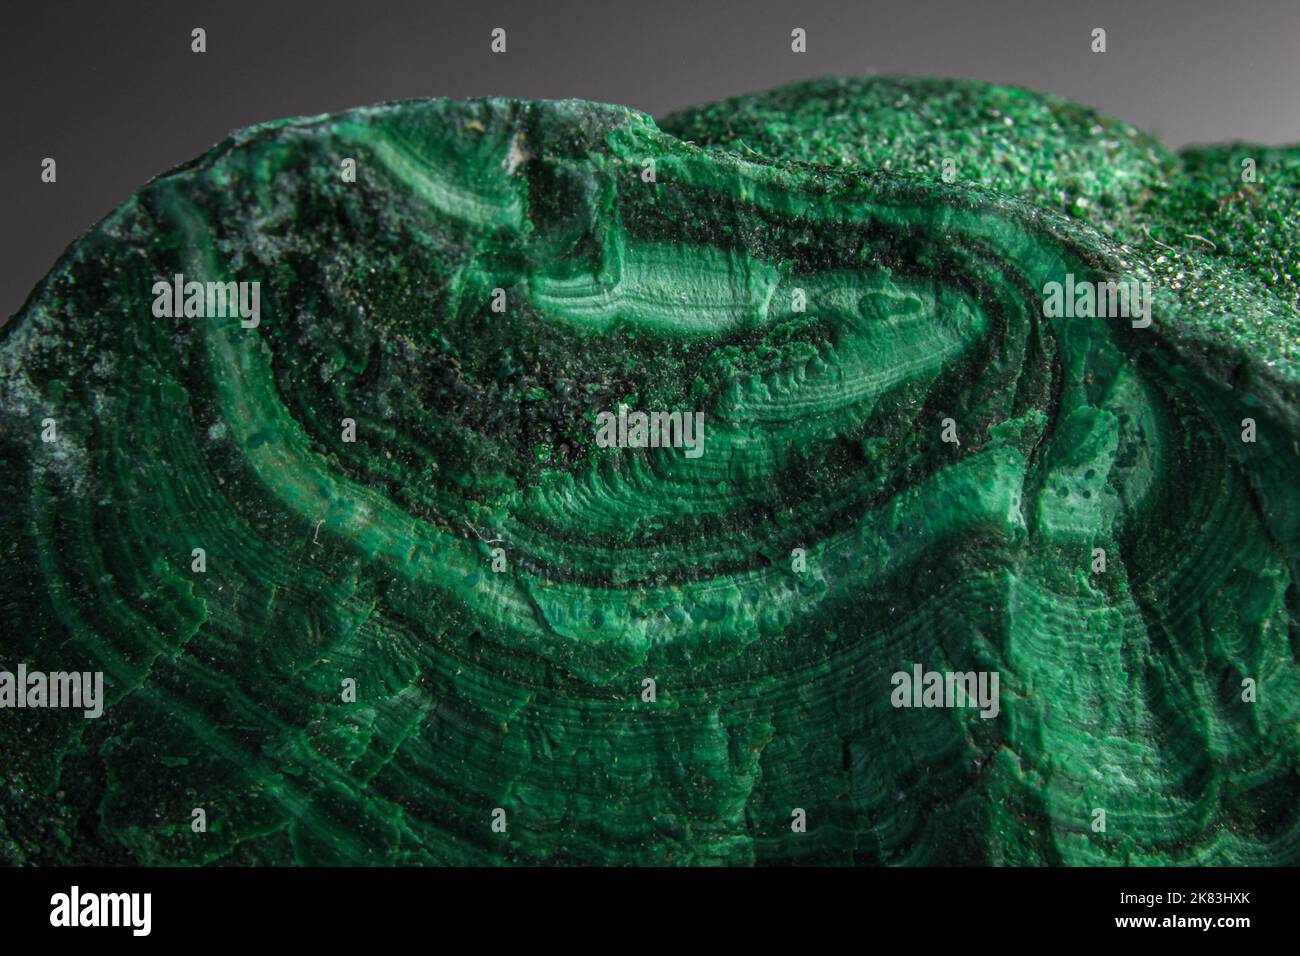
[2,76,1299,866]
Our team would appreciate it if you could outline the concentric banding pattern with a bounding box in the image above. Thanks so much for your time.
[2,87,1298,865]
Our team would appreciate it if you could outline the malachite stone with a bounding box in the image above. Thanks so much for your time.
[2,76,1298,866]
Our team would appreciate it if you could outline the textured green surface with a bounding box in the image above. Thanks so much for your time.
[2,76,1299,865]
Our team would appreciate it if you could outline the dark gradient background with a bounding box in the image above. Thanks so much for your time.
[3,0,1298,320]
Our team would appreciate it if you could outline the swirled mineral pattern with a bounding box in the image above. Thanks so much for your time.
[2,77,1299,865]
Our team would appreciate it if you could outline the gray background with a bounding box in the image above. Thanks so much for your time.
[4,0,1298,321]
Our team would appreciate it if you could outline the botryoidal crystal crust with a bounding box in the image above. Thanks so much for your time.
[2,76,1299,866]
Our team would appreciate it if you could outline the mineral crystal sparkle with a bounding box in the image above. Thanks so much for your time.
[2,76,1298,865]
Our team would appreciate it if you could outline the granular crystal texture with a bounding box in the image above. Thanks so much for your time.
[2,76,1298,865]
